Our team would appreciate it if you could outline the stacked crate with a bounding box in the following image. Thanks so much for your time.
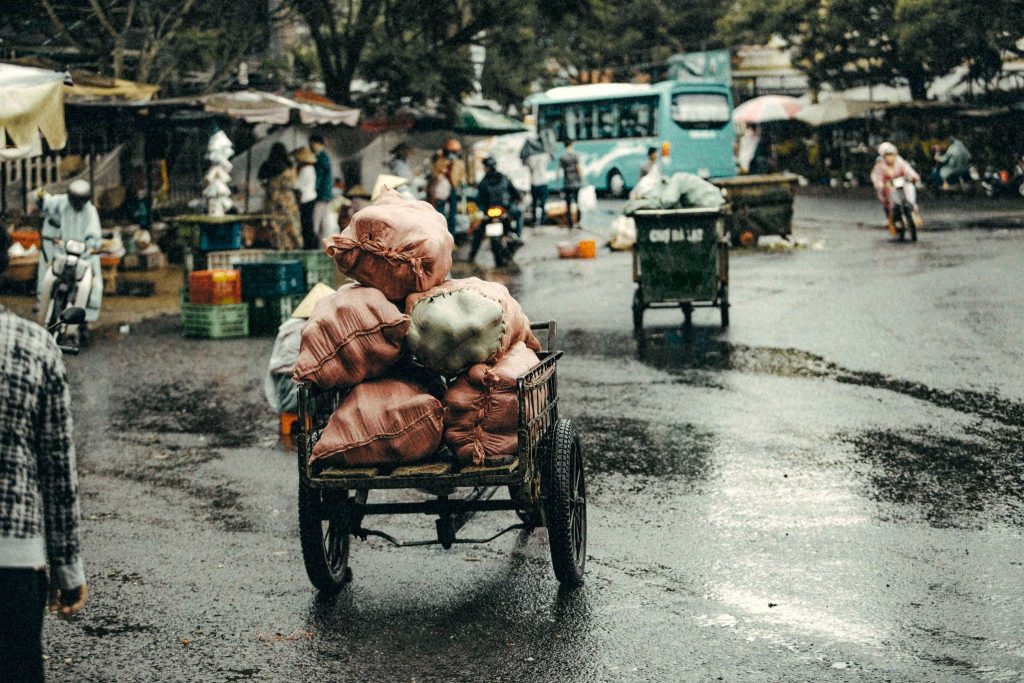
[263,250,341,290]
[237,261,306,336]
[180,218,249,339]
[181,269,248,338]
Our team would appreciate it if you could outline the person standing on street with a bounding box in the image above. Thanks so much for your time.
[639,146,659,179]
[559,140,583,229]
[1,227,87,683]
[292,147,319,249]
[309,134,335,239]
[520,136,551,226]
[257,143,302,251]
[442,139,466,234]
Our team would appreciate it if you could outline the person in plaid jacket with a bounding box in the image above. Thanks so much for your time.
[1,227,87,682]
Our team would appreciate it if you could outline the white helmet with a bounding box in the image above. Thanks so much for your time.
[68,179,91,199]
[878,142,898,156]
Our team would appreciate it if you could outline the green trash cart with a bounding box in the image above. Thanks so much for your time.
[631,207,729,330]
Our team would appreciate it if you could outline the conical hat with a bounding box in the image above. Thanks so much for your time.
[291,282,336,319]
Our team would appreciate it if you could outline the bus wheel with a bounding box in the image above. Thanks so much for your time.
[608,170,625,198]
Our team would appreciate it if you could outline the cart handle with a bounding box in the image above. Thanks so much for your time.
[530,320,557,352]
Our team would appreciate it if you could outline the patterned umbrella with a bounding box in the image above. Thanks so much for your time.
[733,95,805,124]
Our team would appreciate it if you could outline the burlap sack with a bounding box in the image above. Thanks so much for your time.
[311,378,444,468]
[292,283,410,389]
[444,343,540,465]
[324,188,453,302]
[405,278,541,376]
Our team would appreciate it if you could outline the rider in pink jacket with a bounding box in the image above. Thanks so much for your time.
[870,141,922,233]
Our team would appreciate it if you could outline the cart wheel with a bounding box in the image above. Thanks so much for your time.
[906,206,918,242]
[541,419,586,588]
[298,483,352,594]
[632,288,644,331]
[719,285,730,328]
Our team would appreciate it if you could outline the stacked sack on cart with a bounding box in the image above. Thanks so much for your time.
[291,188,542,470]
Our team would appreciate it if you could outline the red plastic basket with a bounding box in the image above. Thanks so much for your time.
[188,269,242,305]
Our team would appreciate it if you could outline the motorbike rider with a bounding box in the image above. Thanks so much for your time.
[870,142,923,235]
[469,157,523,263]
[933,136,972,190]
[36,179,102,324]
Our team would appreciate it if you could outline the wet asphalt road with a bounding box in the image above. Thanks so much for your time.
[48,192,1023,681]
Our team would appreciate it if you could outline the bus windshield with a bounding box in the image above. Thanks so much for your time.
[538,96,659,141]
[671,92,731,129]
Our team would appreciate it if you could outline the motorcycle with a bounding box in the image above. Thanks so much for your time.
[39,237,97,343]
[889,177,918,242]
[981,157,1024,198]
[481,205,520,267]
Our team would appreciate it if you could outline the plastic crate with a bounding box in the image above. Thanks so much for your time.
[199,222,242,251]
[205,249,273,271]
[181,302,249,339]
[188,269,242,305]
[265,250,337,289]
[238,261,305,300]
[247,293,304,336]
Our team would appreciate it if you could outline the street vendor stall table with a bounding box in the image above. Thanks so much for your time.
[164,214,280,265]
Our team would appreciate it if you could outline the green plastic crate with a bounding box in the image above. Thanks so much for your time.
[265,250,338,289]
[248,293,304,336]
[181,302,249,339]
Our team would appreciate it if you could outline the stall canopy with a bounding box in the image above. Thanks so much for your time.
[455,105,528,134]
[199,91,360,127]
[0,63,68,159]
[796,98,881,127]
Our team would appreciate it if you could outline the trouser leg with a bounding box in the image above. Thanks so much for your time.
[299,202,317,249]
[468,224,485,260]
[0,568,47,683]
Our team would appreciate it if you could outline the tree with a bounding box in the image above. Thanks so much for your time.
[287,0,590,111]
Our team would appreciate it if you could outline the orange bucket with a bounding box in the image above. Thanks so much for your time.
[577,239,597,259]
[280,412,299,436]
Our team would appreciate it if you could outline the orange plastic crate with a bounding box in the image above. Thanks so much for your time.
[577,239,597,258]
[188,269,242,305]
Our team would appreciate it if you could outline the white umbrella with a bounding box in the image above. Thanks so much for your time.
[0,64,69,160]
[733,95,804,124]
[796,98,881,126]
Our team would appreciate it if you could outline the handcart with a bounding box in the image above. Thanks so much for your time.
[631,207,729,330]
[296,322,587,593]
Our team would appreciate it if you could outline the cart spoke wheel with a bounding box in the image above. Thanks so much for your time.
[299,483,352,594]
[541,419,587,589]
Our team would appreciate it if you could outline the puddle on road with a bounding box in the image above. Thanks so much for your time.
[562,328,1024,427]
[574,414,715,482]
[112,380,265,448]
[845,425,1024,528]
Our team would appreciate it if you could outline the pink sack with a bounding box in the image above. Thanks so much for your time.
[292,283,410,389]
[444,343,540,465]
[311,378,444,468]
[324,188,453,302]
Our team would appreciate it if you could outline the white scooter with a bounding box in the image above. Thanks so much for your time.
[38,237,97,342]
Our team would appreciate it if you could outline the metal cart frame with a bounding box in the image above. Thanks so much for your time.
[296,322,587,593]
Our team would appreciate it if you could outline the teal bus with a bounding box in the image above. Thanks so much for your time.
[530,80,737,195]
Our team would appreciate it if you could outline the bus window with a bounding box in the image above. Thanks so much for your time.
[538,105,564,142]
[618,98,658,138]
[671,93,730,129]
[595,101,617,139]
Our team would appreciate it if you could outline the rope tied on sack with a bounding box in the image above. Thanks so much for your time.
[330,234,427,279]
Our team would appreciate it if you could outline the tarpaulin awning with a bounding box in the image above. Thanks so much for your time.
[455,105,527,134]
[66,78,160,104]
[0,63,68,159]
[200,90,360,126]
[795,98,881,126]
[733,95,805,124]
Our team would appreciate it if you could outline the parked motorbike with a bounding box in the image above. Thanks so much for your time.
[889,177,918,242]
[981,157,1024,198]
[481,205,521,267]
[39,237,97,343]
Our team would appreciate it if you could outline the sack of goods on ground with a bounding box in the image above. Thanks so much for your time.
[289,188,542,470]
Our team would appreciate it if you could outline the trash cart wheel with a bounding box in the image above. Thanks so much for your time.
[632,288,644,331]
[719,284,730,328]
[298,482,352,594]
[541,419,587,588]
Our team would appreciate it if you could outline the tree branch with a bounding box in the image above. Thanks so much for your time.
[39,0,90,52]
[89,0,122,40]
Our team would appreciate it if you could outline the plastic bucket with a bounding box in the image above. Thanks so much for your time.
[577,239,596,258]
